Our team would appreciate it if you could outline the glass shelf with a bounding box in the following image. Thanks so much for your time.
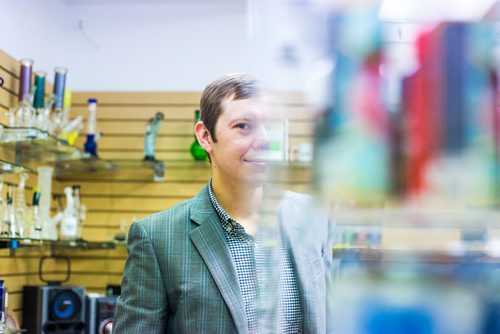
[1,126,88,164]
[55,157,118,177]
[112,159,167,182]
[108,159,307,171]
[0,326,26,334]
[0,126,117,175]
[99,159,308,183]
[0,159,32,174]
[111,159,166,169]
[0,237,118,250]
[52,239,118,250]
[0,126,48,142]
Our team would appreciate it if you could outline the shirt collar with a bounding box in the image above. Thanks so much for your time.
[208,179,247,236]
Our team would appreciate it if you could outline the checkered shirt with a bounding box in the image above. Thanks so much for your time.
[208,181,303,333]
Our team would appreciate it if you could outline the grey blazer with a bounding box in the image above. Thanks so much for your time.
[113,184,332,333]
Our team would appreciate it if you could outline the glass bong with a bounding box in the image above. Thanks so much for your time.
[144,112,164,161]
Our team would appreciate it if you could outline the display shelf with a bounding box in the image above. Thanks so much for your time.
[0,126,48,142]
[0,326,26,334]
[54,157,118,177]
[330,207,500,228]
[1,126,88,164]
[0,125,117,175]
[332,245,500,263]
[111,159,168,169]
[52,239,117,250]
[105,159,305,171]
[331,208,500,266]
[109,159,309,169]
[0,159,32,174]
[110,159,168,182]
[0,237,118,250]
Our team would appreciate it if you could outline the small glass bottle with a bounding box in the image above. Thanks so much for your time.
[3,187,17,237]
[72,185,84,239]
[33,71,50,131]
[33,71,46,110]
[51,67,68,135]
[53,67,67,110]
[60,187,78,240]
[0,280,5,332]
[8,59,35,127]
[190,110,208,161]
[84,98,98,156]
[30,190,42,239]
[14,173,28,238]
[0,281,13,334]
[19,59,33,104]
[62,89,72,129]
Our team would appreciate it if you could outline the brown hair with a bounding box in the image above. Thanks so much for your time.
[199,73,257,142]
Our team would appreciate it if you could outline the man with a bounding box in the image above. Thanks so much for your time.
[113,73,332,333]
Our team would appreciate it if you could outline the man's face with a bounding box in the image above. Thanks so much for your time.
[208,97,269,187]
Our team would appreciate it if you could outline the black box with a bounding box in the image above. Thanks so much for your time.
[22,285,86,334]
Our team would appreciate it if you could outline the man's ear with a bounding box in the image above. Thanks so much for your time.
[194,121,213,154]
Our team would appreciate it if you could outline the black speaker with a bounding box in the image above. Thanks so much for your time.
[22,285,86,334]
[85,295,116,334]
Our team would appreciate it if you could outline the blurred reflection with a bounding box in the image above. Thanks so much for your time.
[254,0,500,333]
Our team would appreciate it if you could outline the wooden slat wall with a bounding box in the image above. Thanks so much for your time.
[63,90,315,292]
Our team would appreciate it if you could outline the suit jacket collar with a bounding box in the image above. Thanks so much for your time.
[188,184,249,334]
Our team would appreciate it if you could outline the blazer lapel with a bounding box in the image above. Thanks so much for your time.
[189,185,248,334]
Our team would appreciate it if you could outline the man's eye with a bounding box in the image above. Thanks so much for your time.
[236,123,252,130]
